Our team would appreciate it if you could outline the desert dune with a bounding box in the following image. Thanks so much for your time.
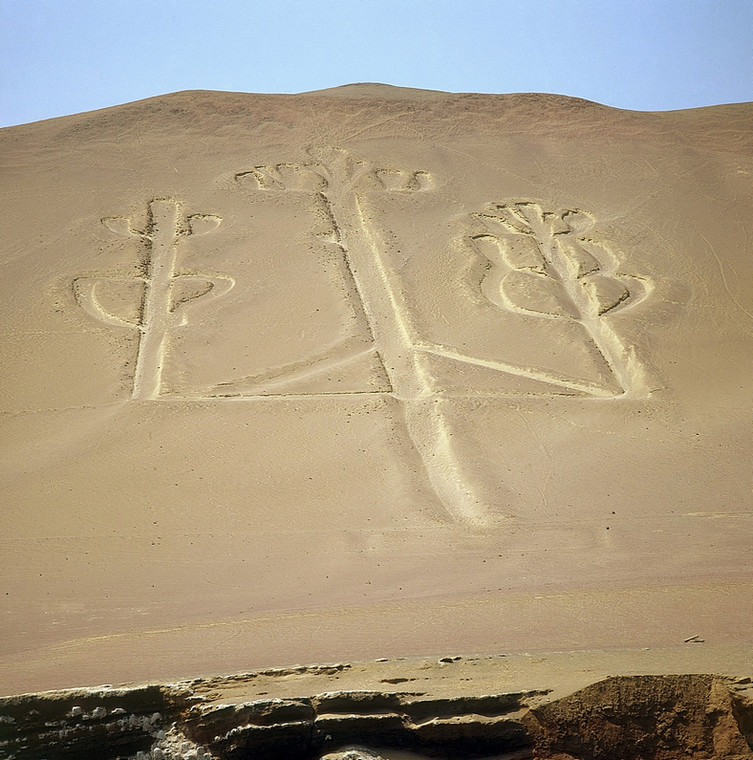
[0,84,752,756]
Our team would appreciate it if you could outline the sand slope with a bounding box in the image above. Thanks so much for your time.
[1,86,752,694]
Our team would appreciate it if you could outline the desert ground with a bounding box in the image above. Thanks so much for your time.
[1,85,752,711]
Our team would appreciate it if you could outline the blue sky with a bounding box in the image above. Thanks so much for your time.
[1,0,752,127]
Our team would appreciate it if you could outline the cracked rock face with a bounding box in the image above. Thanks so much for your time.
[1,674,752,759]
[525,675,753,760]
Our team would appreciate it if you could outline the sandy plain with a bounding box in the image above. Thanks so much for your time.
[0,84,752,698]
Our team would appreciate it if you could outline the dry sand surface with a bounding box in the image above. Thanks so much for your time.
[1,85,752,698]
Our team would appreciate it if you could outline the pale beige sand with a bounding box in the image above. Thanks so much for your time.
[1,86,752,695]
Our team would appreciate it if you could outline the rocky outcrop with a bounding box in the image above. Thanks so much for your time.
[184,689,540,760]
[0,683,183,759]
[525,674,753,760]
[1,674,751,759]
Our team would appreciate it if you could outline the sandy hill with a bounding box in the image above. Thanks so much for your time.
[0,85,752,699]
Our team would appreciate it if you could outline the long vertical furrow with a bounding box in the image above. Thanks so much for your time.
[325,185,487,524]
[132,200,179,400]
[402,396,486,524]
